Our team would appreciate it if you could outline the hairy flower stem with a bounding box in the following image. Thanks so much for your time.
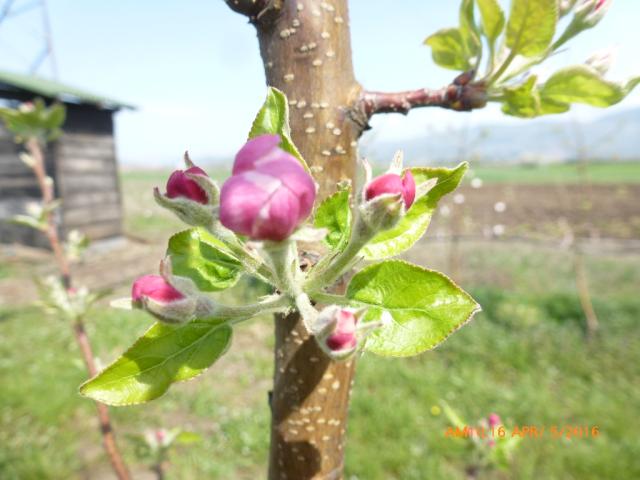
[25,139,131,480]
[210,295,291,322]
[305,215,372,293]
[262,240,298,295]
[207,222,276,284]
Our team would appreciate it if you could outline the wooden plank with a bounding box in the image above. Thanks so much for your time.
[59,133,115,149]
[68,220,122,240]
[57,173,118,192]
[0,141,19,155]
[0,152,21,164]
[58,144,115,160]
[63,204,122,225]
[58,157,117,174]
[0,161,31,177]
[0,177,39,189]
[62,191,121,208]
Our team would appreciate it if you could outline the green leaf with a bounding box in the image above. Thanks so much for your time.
[313,186,352,251]
[167,228,242,292]
[477,0,506,45]
[249,86,309,171]
[424,28,472,71]
[502,75,542,117]
[0,99,66,143]
[80,319,232,405]
[541,66,640,107]
[506,0,557,57]
[346,260,480,357]
[502,75,572,118]
[362,163,468,260]
[8,214,46,231]
[459,0,482,64]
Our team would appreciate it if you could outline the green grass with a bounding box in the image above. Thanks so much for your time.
[1,242,639,479]
[467,161,640,184]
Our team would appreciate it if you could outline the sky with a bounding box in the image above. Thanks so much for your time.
[1,0,639,167]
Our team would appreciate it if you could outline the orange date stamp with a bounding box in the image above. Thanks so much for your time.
[444,425,600,440]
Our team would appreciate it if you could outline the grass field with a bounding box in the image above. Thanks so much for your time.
[1,241,639,479]
[467,160,640,184]
[1,166,639,479]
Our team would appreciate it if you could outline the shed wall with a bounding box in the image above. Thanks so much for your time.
[0,124,49,246]
[56,105,123,240]
[0,103,123,247]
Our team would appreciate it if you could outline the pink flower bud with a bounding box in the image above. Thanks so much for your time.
[131,274,197,323]
[166,166,209,204]
[488,413,501,428]
[575,0,612,26]
[219,134,316,242]
[155,429,168,446]
[325,310,358,352]
[365,170,416,209]
[132,275,185,305]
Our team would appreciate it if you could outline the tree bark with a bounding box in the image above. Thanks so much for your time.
[256,2,361,479]
[225,1,362,478]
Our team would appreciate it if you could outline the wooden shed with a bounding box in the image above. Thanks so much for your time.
[0,70,134,247]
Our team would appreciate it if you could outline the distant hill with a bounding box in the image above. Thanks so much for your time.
[360,107,640,166]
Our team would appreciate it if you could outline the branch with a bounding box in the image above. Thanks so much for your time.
[355,71,487,129]
[26,139,132,480]
[222,0,281,24]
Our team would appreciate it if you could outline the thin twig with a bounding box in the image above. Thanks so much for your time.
[25,139,132,480]
[358,71,487,126]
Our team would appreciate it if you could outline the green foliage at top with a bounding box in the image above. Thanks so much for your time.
[424,0,482,71]
[505,0,557,57]
[423,0,639,118]
[0,98,65,143]
[477,0,506,46]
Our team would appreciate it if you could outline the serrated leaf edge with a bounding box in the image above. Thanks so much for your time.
[346,259,481,358]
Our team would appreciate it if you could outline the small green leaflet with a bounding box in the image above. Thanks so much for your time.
[506,0,557,57]
[501,74,569,117]
[80,319,232,405]
[541,66,640,108]
[249,87,309,171]
[424,28,472,71]
[502,66,640,118]
[167,228,242,292]
[477,0,506,46]
[346,260,480,357]
[362,163,468,260]
[459,0,481,65]
[313,186,352,251]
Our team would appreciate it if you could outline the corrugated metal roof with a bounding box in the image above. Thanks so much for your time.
[0,70,135,110]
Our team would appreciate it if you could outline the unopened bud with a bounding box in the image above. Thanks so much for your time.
[154,154,219,227]
[131,274,197,324]
[574,0,613,28]
[488,413,501,428]
[311,306,389,361]
[219,135,316,242]
[585,47,617,75]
